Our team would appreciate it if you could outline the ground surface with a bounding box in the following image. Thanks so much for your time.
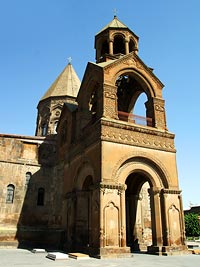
[0,249,200,267]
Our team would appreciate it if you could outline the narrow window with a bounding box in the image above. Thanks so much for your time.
[6,184,15,203]
[42,123,47,136]
[54,121,58,134]
[37,187,45,206]
[113,35,125,54]
[25,172,32,188]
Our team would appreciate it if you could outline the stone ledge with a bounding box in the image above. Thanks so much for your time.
[68,253,90,260]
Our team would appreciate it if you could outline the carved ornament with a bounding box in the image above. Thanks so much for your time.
[101,123,175,152]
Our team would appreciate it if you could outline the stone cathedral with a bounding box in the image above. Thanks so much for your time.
[0,16,187,257]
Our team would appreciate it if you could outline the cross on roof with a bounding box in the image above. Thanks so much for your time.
[113,8,118,18]
[67,57,72,64]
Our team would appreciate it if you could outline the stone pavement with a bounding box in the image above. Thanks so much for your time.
[0,249,200,267]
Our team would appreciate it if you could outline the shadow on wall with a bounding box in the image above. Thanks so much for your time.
[15,136,65,250]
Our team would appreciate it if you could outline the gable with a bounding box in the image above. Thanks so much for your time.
[101,52,164,98]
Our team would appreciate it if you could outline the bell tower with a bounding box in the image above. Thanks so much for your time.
[63,16,187,257]
[35,62,80,136]
[95,15,139,63]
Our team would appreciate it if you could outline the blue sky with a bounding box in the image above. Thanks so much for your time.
[0,0,200,209]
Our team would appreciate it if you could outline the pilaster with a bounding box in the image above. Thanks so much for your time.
[97,182,130,257]
[153,98,167,130]
[103,84,118,119]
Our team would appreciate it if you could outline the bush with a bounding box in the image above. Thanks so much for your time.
[184,213,200,237]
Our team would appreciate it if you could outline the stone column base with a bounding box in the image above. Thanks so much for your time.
[147,245,190,255]
[89,246,131,258]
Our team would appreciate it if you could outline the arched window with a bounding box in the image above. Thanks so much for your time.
[41,123,47,136]
[129,39,135,53]
[113,35,125,54]
[25,172,32,188]
[133,92,148,117]
[37,187,45,206]
[116,74,152,126]
[54,120,58,134]
[6,184,15,203]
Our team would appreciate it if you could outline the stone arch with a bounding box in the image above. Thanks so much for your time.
[113,68,156,99]
[111,32,126,40]
[74,159,95,190]
[113,152,170,189]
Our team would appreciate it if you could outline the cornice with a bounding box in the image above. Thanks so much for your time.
[100,118,176,152]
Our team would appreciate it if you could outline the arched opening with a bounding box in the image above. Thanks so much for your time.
[133,92,147,117]
[116,74,153,127]
[82,175,93,190]
[41,123,48,136]
[125,172,152,252]
[77,175,93,248]
[25,172,32,189]
[113,35,125,54]
[54,120,58,134]
[101,40,109,56]
[129,39,135,52]
[132,92,149,126]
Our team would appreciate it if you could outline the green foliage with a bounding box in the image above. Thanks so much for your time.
[184,213,200,237]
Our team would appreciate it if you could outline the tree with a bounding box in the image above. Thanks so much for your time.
[184,213,200,237]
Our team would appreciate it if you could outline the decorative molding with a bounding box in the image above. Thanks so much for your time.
[112,151,171,187]
[104,92,115,99]
[101,122,175,152]
[162,189,182,195]
[103,52,164,88]
[155,104,165,112]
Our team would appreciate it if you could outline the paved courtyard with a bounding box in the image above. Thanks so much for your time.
[0,249,199,267]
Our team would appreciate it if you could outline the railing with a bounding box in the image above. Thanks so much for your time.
[118,111,153,127]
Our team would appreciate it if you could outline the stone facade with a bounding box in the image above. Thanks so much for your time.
[0,16,187,257]
[0,134,64,248]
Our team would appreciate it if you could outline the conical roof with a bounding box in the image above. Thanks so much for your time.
[96,16,129,35]
[41,63,81,101]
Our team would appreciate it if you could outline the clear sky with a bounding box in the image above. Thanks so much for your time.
[0,0,199,209]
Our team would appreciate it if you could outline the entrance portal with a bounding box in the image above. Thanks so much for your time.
[125,173,152,251]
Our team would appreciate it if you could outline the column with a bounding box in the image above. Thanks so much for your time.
[161,190,169,246]
[119,185,127,247]
[149,188,163,247]
[125,39,129,54]
[99,186,104,247]
[178,194,186,245]
[109,39,113,55]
